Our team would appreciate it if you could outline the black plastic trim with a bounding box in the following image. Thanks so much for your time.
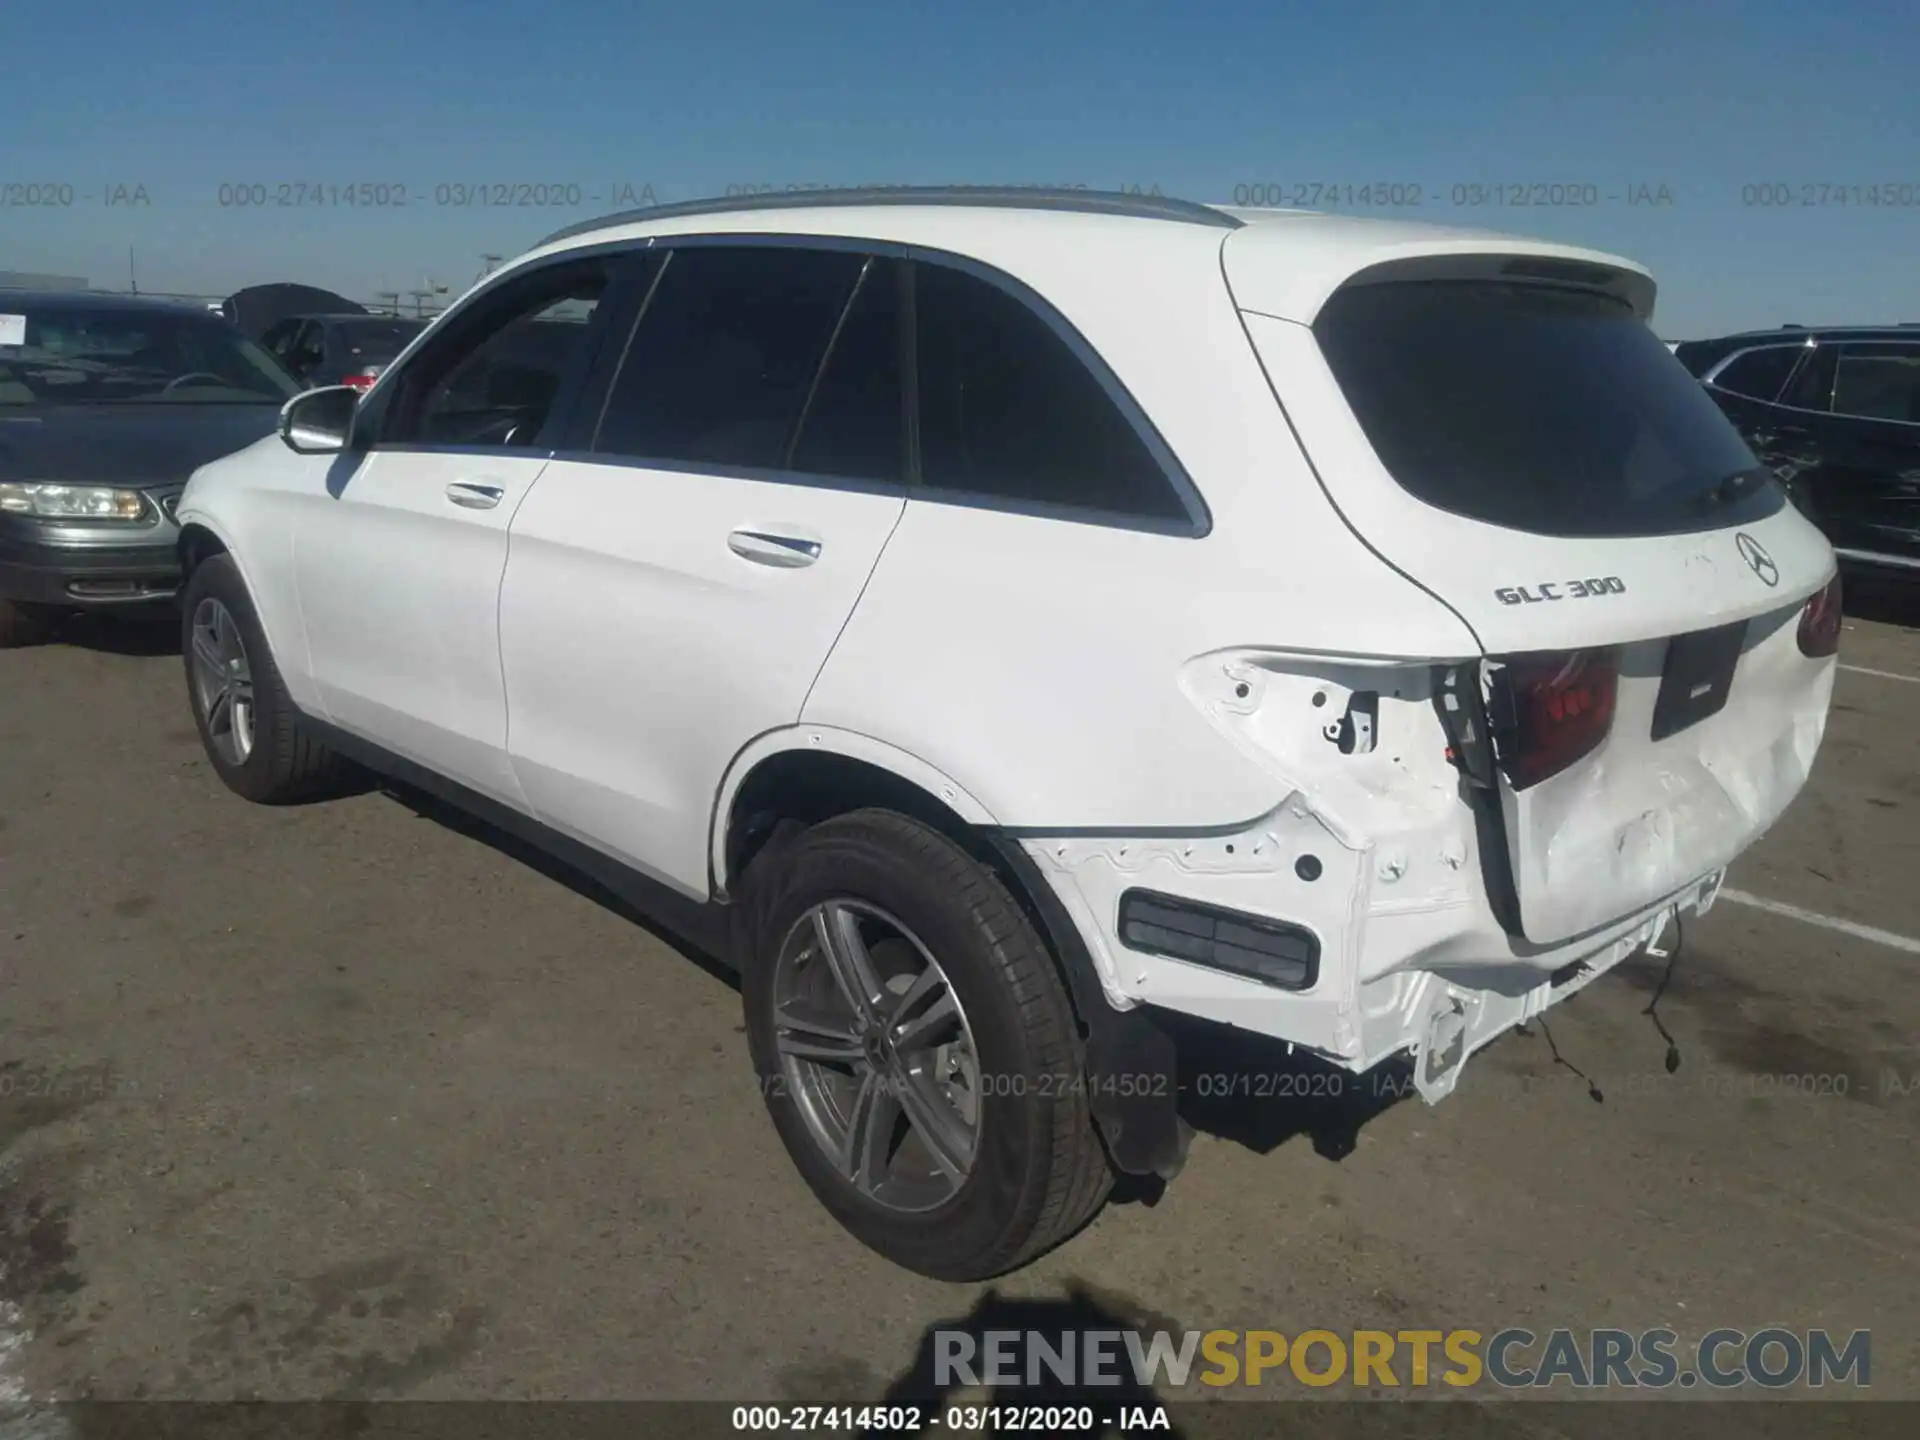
[986,836,1188,1178]
[296,713,735,963]
[1116,888,1321,992]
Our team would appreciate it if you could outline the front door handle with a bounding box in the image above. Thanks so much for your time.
[728,527,822,568]
[446,482,505,510]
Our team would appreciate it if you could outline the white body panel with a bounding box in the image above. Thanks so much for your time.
[295,450,545,809]
[499,459,905,896]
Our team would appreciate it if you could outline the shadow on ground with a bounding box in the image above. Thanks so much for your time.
[39,608,181,657]
[379,780,739,990]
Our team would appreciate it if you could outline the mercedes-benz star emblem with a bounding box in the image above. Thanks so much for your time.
[1735,532,1779,587]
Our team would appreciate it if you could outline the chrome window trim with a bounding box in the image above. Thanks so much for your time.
[1700,340,1814,401]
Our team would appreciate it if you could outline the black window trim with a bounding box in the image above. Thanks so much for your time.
[547,231,1212,538]
[1700,341,1812,404]
[354,236,650,459]
[1827,340,1920,430]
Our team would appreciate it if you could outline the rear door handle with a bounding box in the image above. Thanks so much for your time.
[446,482,505,510]
[728,527,822,568]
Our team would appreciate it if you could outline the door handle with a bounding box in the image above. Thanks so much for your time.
[446,482,505,510]
[728,528,822,568]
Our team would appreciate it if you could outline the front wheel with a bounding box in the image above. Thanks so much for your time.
[740,809,1112,1280]
[180,554,352,803]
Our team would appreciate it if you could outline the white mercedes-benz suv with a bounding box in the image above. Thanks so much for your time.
[173,187,1841,1280]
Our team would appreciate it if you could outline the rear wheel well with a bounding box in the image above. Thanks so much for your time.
[724,751,984,892]
[722,752,1085,1015]
[177,524,228,581]
[721,749,1190,1180]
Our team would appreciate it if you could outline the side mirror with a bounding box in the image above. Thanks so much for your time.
[280,386,360,455]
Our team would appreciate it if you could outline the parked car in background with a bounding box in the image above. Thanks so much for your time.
[1676,325,1920,589]
[221,283,366,341]
[173,188,1839,1279]
[259,314,430,392]
[0,293,299,646]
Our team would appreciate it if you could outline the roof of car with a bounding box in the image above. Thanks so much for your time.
[519,186,1656,326]
[281,312,426,325]
[1685,325,1920,346]
[0,290,228,316]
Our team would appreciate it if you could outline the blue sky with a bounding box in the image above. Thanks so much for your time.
[3,0,1915,338]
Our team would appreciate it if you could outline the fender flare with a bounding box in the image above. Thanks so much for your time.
[708,725,1000,899]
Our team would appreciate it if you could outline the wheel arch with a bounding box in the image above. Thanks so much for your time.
[176,519,231,581]
[710,727,999,901]
[711,728,1190,1179]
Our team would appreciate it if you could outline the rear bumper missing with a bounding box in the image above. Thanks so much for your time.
[1018,789,1731,1103]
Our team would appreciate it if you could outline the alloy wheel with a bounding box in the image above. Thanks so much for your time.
[771,899,983,1213]
[189,596,256,766]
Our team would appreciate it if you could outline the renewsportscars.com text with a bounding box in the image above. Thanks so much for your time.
[935,1326,1871,1390]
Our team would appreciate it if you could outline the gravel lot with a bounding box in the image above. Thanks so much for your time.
[2,597,1916,1419]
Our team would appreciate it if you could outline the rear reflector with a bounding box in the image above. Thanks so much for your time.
[1796,573,1843,658]
[1490,647,1622,790]
[1117,889,1319,990]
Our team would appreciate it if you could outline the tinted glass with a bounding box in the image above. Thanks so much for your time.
[1780,346,1835,411]
[594,246,867,469]
[1831,345,1920,424]
[913,263,1187,520]
[0,303,299,405]
[787,257,905,481]
[391,260,609,448]
[331,319,426,362]
[1314,281,1781,538]
[1712,346,1802,403]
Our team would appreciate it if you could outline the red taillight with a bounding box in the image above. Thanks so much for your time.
[342,367,381,392]
[1494,647,1622,790]
[1796,573,1844,658]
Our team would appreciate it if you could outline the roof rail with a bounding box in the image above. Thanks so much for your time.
[535,185,1242,248]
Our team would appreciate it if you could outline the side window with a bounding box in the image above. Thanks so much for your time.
[788,257,906,482]
[1711,347,1801,403]
[912,262,1189,522]
[291,322,327,374]
[380,256,614,450]
[593,245,871,472]
[260,319,299,364]
[1831,345,1920,424]
[1779,346,1835,412]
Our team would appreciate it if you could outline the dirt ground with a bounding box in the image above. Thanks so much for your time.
[2,597,1916,1424]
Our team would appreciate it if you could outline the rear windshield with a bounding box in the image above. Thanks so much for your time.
[1314,281,1784,537]
[333,320,426,358]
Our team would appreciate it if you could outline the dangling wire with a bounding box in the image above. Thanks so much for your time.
[1642,913,1685,1075]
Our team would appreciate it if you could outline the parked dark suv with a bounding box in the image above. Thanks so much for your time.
[1675,325,1920,589]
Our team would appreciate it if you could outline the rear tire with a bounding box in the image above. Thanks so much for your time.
[180,554,352,804]
[740,808,1112,1280]
[0,599,61,649]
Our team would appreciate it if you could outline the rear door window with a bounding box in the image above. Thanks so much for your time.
[1831,344,1920,424]
[1314,281,1784,537]
[1710,345,1804,403]
[912,262,1190,522]
[592,245,873,472]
